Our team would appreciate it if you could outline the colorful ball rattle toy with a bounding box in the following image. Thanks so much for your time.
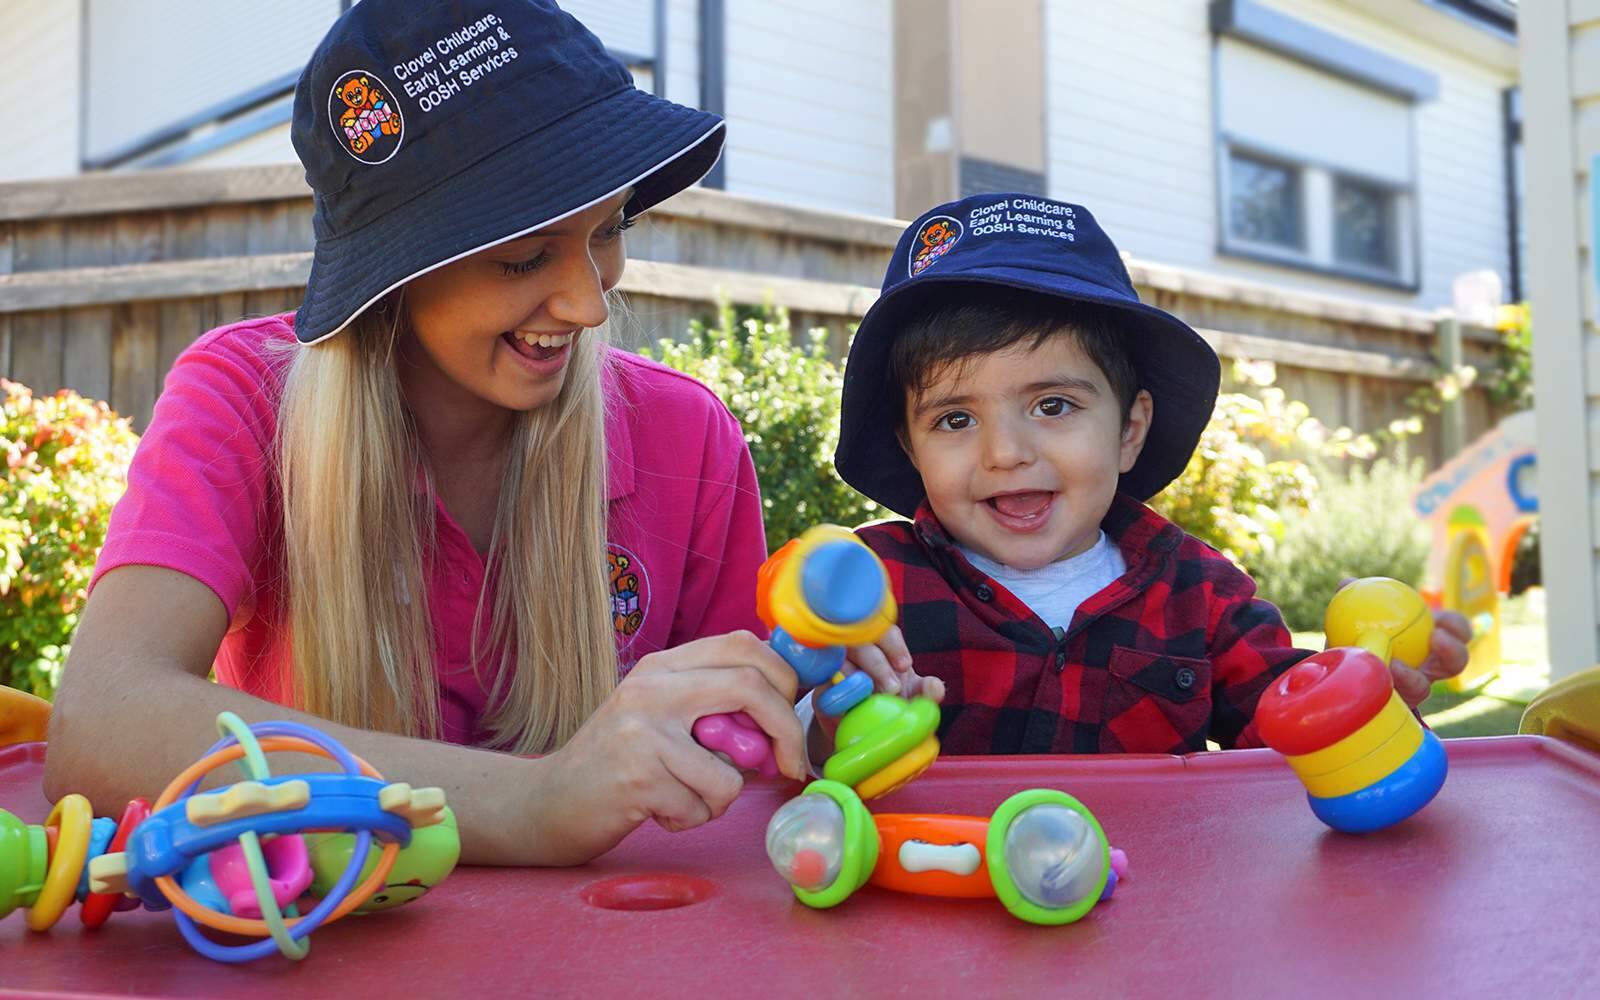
[694,525,941,799]
[1256,577,1448,834]
[0,711,459,962]
[765,779,1124,925]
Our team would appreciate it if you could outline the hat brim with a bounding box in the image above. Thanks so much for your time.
[295,86,724,344]
[835,272,1220,517]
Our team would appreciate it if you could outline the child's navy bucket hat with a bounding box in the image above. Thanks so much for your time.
[290,0,724,344]
[834,194,1221,517]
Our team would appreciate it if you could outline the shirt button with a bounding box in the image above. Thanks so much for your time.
[1174,666,1197,691]
[975,584,994,602]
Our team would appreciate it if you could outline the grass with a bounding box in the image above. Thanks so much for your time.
[1289,590,1550,739]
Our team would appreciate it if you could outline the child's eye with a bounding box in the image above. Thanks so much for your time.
[934,411,972,431]
[1034,396,1074,417]
[597,216,638,242]
[499,251,550,276]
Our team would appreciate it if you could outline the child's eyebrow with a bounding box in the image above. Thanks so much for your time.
[911,375,1101,416]
[1022,376,1101,397]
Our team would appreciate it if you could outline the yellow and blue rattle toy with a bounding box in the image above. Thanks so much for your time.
[693,525,941,799]
[0,711,459,962]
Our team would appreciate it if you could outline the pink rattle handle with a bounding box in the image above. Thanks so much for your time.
[691,712,780,778]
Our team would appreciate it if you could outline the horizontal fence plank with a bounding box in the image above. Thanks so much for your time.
[0,254,313,311]
[0,165,310,222]
[620,259,882,316]
[1195,327,1436,381]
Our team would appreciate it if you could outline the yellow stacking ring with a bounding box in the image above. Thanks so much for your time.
[27,794,92,931]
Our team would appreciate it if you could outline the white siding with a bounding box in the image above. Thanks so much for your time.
[1044,0,1217,272]
[561,0,655,58]
[0,0,84,182]
[665,0,701,109]
[1044,0,1515,310]
[185,122,298,170]
[721,0,893,216]
[83,0,337,164]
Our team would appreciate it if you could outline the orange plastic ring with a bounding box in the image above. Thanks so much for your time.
[149,736,397,935]
[27,794,93,931]
[80,797,151,928]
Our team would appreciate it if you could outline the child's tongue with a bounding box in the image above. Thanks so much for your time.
[990,491,1052,517]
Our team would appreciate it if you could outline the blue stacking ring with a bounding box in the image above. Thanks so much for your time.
[817,671,873,718]
[1308,729,1449,834]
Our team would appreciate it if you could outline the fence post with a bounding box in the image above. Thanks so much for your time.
[1435,312,1465,459]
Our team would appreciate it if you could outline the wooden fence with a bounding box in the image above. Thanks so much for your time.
[0,164,1505,466]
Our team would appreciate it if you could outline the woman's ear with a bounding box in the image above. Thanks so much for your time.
[1118,389,1154,474]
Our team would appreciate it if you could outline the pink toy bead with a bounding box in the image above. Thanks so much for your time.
[691,712,780,778]
[206,834,313,919]
[1110,848,1129,880]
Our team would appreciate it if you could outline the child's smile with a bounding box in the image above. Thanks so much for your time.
[902,335,1151,571]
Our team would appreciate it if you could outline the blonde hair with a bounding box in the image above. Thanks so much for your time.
[277,294,619,753]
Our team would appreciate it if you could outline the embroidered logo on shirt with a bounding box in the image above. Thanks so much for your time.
[909,215,963,277]
[607,545,650,642]
[329,70,404,164]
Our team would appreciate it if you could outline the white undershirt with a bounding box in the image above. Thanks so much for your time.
[958,531,1126,633]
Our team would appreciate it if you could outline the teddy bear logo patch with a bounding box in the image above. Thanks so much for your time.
[328,69,404,164]
[607,545,650,644]
[908,215,963,277]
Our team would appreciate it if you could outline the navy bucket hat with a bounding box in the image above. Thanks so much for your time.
[835,194,1221,517]
[290,0,724,344]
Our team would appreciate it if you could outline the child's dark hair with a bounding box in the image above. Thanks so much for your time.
[888,285,1141,428]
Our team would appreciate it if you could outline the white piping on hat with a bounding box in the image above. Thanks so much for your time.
[298,121,727,346]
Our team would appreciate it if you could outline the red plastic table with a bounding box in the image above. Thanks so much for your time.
[3,736,1598,997]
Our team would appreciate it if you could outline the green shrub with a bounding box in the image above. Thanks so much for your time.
[1151,362,1322,567]
[1,379,140,697]
[642,303,879,549]
[1250,456,1430,631]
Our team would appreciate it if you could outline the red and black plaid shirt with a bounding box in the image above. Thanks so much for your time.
[856,493,1313,755]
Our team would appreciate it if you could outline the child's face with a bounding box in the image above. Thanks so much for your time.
[901,334,1152,570]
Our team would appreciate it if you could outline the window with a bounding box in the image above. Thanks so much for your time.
[1215,37,1419,286]
[1333,176,1399,272]
[1227,152,1302,250]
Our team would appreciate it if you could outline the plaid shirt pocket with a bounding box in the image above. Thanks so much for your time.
[1102,645,1212,753]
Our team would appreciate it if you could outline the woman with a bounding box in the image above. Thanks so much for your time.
[45,0,805,866]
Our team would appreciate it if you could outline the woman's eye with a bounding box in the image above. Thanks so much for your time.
[1035,396,1073,417]
[499,252,550,276]
[934,411,972,431]
[597,216,638,242]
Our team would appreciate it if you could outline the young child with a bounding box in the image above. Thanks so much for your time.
[813,194,1469,758]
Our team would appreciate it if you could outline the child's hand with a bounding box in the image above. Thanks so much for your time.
[1390,608,1471,710]
[841,624,946,701]
[809,625,946,740]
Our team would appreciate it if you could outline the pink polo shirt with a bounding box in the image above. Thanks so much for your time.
[91,314,768,746]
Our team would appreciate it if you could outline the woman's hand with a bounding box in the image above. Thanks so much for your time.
[528,630,805,865]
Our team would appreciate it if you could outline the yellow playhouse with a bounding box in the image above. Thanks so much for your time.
[1411,410,1538,691]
